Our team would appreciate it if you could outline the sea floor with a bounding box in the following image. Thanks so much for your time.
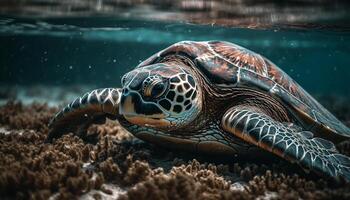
[1,86,350,199]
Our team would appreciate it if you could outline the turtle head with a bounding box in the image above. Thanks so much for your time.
[119,63,202,130]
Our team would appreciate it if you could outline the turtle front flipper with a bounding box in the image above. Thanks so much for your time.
[221,105,350,181]
[46,88,122,143]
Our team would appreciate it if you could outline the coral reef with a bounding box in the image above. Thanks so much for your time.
[0,100,350,199]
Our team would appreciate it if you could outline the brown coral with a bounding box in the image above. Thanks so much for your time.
[0,101,350,199]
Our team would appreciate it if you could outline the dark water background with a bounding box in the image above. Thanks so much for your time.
[1,0,350,104]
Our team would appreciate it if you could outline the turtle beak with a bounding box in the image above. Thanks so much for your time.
[119,90,170,127]
[119,91,137,115]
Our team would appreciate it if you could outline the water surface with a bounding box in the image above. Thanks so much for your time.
[1,16,349,105]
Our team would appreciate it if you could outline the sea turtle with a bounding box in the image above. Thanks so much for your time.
[47,41,350,181]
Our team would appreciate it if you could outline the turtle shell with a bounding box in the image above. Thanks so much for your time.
[137,41,350,140]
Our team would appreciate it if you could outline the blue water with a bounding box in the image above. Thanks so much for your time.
[1,16,350,97]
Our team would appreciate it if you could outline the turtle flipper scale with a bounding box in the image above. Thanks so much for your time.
[221,105,350,181]
[46,88,122,143]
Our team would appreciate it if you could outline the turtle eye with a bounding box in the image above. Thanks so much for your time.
[151,82,167,98]
[143,80,167,98]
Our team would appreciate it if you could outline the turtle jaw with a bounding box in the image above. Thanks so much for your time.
[119,91,170,128]
[123,115,171,128]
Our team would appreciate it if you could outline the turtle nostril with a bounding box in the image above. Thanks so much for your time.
[122,88,129,95]
[121,74,128,86]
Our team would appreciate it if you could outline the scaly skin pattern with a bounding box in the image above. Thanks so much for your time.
[51,88,121,123]
[46,88,122,142]
[222,105,350,180]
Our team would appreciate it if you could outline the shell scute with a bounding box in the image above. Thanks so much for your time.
[208,41,268,76]
[239,68,275,92]
[160,41,210,59]
[266,59,308,103]
[195,53,239,84]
